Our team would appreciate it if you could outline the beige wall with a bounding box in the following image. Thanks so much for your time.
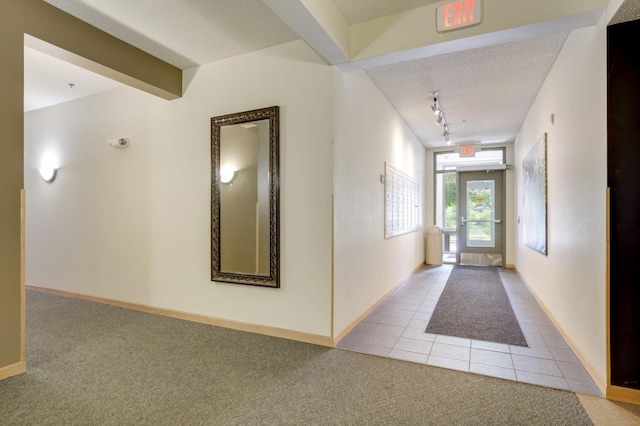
[0,0,24,374]
[25,40,335,337]
[333,69,426,336]
[25,41,427,344]
[607,0,626,22]
[514,14,607,388]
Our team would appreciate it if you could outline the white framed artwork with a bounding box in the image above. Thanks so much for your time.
[522,133,548,255]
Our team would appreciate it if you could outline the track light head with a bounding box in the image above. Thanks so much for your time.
[429,91,449,142]
[432,97,441,115]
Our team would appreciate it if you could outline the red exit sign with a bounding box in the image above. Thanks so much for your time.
[460,144,476,157]
[436,0,482,32]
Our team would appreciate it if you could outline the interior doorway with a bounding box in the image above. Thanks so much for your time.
[434,148,506,264]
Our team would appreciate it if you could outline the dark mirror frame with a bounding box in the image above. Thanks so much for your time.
[211,106,280,288]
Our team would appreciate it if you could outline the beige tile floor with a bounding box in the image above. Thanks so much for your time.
[337,264,602,396]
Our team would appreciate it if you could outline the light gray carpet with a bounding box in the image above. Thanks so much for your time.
[0,289,592,425]
[426,265,528,346]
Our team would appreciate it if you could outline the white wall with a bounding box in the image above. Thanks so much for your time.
[607,0,626,22]
[333,69,426,336]
[504,144,516,266]
[424,150,435,229]
[25,40,335,337]
[514,14,607,384]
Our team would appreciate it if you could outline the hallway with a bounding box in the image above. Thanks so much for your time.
[337,265,601,396]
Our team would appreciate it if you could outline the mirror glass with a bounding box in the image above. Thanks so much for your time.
[211,106,279,287]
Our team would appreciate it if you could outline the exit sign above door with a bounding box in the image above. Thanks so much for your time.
[460,144,476,157]
[436,0,482,33]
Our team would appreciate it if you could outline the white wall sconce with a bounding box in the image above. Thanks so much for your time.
[39,165,57,183]
[39,154,58,183]
[220,165,237,184]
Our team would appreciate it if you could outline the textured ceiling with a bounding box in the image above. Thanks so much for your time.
[24,46,124,112]
[609,0,640,25]
[27,1,605,149]
[333,0,441,24]
[43,0,299,69]
[365,32,570,148]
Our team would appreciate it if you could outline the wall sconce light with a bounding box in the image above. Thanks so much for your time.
[39,166,57,183]
[39,154,58,183]
[220,165,237,184]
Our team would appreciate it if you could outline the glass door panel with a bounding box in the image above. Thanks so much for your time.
[466,180,495,248]
[436,172,457,262]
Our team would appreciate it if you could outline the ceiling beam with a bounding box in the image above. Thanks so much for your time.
[268,0,607,72]
[23,0,182,100]
[349,0,607,66]
[339,9,604,72]
[263,0,350,64]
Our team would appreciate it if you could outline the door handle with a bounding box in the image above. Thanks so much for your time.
[461,217,502,224]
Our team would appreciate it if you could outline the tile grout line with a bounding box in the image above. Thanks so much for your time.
[337,265,602,396]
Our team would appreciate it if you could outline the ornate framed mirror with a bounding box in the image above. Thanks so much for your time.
[211,106,279,288]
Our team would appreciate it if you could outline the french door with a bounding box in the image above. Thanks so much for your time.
[457,170,505,266]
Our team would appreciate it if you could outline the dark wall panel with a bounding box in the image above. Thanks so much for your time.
[608,19,640,390]
[0,0,24,371]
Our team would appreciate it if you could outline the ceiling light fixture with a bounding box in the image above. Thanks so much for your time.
[430,92,450,144]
